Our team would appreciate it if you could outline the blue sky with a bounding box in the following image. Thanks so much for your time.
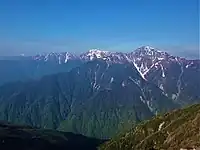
[0,0,199,57]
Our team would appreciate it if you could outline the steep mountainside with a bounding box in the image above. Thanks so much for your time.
[129,46,200,105]
[79,46,200,105]
[0,121,105,150]
[0,60,178,138]
[1,46,199,105]
[100,104,200,150]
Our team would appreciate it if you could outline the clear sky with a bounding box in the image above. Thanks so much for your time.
[0,0,199,57]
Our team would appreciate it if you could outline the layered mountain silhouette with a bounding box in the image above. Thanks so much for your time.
[1,46,199,105]
[0,46,199,140]
[0,59,178,138]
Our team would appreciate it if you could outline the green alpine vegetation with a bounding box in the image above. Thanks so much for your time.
[100,104,200,150]
[0,60,178,138]
[0,104,199,150]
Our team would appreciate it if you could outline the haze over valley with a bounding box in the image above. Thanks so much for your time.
[0,0,199,149]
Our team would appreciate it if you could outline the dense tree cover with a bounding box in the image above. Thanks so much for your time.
[0,121,105,150]
[0,60,178,138]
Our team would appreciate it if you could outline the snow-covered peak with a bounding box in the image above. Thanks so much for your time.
[33,52,79,64]
[80,49,127,62]
[125,46,170,78]
[86,49,110,60]
[64,52,75,63]
[134,46,168,57]
[88,49,109,54]
[143,45,155,51]
[31,46,199,77]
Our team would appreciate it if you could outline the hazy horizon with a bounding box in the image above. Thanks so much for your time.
[0,0,199,58]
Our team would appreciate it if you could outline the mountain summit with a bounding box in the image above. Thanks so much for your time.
[0,46,199,140]
[0,46,199,107]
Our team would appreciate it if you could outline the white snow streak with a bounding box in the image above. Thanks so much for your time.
[147,101,153,112]
[129,76,140,86]
[140,96,145,104]
[160,64,165,78]
[133,62,147,80]
[143,64,155,76]
[122,81,126,87]
[65,54,70,63]
[125,55,147,80]
[110,77,114,83]
[158,122,165,131]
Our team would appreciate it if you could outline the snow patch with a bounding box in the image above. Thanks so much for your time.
[133,61,147,80]
[86,49,109,60]
[159,84,164,91]
[125,55,133,63]
[58,56,62,64]
[129,76,141,86]
[158,122,165,131]
[140,96,145,104]
[172,94,177,100]
[124,55,147,80]
[144,46,155,55]
[65,53,70,63]
[93,71,97,89]
[160,64,165,78]
[186,62,194,68]
[147,101,153,112]
[158,57,164,60]
[110,77,114,83]
[143,64,155,76]
[100,73,104,79]
[106,63,110,70]
[122,81,126,87]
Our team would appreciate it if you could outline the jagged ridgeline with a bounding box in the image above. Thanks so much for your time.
[0,46,199,139]
[1,46,199,104]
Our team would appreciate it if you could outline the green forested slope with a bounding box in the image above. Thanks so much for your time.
[0,60,178,138]
[100,104,200,150]
[0,121,105,150]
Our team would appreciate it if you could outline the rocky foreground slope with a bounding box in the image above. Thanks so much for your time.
[0,104,199,150]
[100,104,200,150]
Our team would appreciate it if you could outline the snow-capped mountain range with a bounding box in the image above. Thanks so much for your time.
[30,46,200,105]
[0,46,199,105]
[31,46,200,80]
[0,46,199,139]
